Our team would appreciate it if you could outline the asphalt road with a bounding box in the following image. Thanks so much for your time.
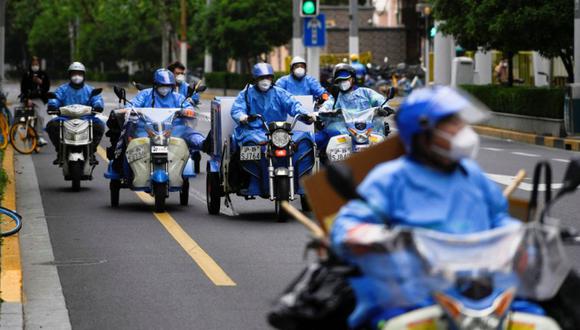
[5,84,580,329]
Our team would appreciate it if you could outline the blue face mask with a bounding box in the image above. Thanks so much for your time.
[157,86,172,97]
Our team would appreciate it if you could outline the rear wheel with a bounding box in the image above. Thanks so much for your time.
[10,123,37,154]
[274,176,290,222]
[0,114,10,150]
[180,179,189,206]
[153,182,167,213]
[70,161,83,192]
[206,163,221,215]
[110,180,121,207]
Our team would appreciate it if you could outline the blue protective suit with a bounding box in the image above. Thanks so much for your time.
[128,88,204,152]
[318,87,386,149]
[330,156,539,328]
[276,74,326,98]
[230,85,315,196]
[176,81,200,104]
[47,83,105,128]
[352,61,367,81]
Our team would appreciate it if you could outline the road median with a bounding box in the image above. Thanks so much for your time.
[474,125,580,151]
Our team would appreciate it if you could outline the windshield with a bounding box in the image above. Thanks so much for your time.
[349,224,571,308]
[342,107,375,124]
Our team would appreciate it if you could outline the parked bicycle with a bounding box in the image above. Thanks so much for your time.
[0,92,13,150]
[10,103,39,154]
[0,206,22,237]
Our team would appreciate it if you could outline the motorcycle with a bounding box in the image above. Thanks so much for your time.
[206,96,316,221]
[105,86,198,212]
[47,88,103,191]
[323,160,580,330]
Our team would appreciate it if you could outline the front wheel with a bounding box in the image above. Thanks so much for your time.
[180,179,189,206]
[153,182,167,213]
[9,123,37,154]
[206,163,221,215]
[274,176,290,223]
[70,161,83,192]
[110,179,121,207]
[193,152,201,174]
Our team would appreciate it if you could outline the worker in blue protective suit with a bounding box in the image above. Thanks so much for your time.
[350,54,367,86]
[46,62,104,164]
[330,86,546,329]
[167,61,200,105]
[276,56,330,103]
[230,63,316,195]
[317,63,388,151]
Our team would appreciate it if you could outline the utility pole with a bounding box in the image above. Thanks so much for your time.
[180,0,188,68]
[204,0,212,73]
[292,0,305,58]
[0,0,5,90]
[575,0,579,84]
[348,0,359,56]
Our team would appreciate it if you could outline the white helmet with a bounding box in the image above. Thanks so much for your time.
[290,56,306,68]
[68,62,86,73]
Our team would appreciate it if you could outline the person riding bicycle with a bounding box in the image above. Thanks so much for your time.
[46,62,104,164]
[329,86,544,329]
[20,56,50,146]
[317,63,388,151]
[276,56,329,104]
[109,69,205,173]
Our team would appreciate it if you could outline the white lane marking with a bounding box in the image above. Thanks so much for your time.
[511,152,540,158]
[486,173,563,191]
[552,158,570,163]
[197,112,211,122]
[482,147,504,152]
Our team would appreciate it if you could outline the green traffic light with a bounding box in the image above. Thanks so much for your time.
[302,1,316,15]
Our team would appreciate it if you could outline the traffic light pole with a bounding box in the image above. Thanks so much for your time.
[348,0,359,56]
[293,0,305,58]
[204,0,212,73]
[180,0,188,69]
[575,0,579,84]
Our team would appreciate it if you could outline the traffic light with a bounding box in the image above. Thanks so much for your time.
[300,0,319,17]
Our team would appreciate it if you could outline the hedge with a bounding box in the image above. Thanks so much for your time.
[205,71,288,90]
[461,85,566,119]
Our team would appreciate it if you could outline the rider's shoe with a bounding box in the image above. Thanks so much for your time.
[90,158,99,166]
[38,137,48,147]
[52,158,59,165]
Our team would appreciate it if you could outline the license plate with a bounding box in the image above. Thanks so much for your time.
[240,146,261,161]
[329,148,351,162]
[354,144,369,152]
[151,145,168,154]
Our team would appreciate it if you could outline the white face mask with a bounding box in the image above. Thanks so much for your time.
[70,75,84,85]
[257,79,272,92]
[175,74,186,83]
[293,67,306,79]
[432,126,480,161]
[338,80,352,92]
[157,86,172,97]
[31,65,40,72]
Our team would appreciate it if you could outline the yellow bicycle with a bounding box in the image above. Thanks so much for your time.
[10,105,38,154]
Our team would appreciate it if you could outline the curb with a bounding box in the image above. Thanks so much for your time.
[474,125,580,152]
[0,146,23,329]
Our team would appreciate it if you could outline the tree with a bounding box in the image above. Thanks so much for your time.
[432,0,575,85]
[200,0,292,72]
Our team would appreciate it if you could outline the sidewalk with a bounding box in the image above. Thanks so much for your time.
[0,148,71,329]
[474,125,580,152]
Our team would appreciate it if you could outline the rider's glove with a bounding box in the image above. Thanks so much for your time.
[344,223,392,255]
[93,107,104,113]
[305,112,318,124]
[47,105,59,115]
[180,109,196,118]
[239,114,249,124]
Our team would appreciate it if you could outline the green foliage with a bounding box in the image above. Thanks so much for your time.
[432,0,574,82]
[0,151,7,201]
[205,72,287,89]
[200,0,292,72]
[461,85,566,119]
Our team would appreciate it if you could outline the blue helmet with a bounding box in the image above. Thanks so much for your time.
[252,63,274,79]
[153,68,175,86]
[396,86,488,152]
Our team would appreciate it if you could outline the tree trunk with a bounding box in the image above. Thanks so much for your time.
[507,51,514,87]
[559,49,574,84]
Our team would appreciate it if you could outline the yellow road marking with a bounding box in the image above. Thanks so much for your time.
[0,146,23,302]
[96,147,235,286]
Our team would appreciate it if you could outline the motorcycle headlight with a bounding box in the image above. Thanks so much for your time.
[152,134,166,146]
[354,133,369,144]
[271,129,291,148]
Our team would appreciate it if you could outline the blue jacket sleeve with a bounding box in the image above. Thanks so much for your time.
[364,88,386,107]
[176,94,193,109]
[275,76,288,90]
[130,90,150,108]
[306,76,326,98]
[278,88,308,117]
[48,85,65,108]
[90,93,104,109]
[231,89,250,125]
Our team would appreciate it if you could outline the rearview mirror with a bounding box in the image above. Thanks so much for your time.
[90,88,103,98]
[113,86,126,101]
[558,158,580,197]
[132,81,147,91]
[196,84,207,93]
[386,86,395,100]
[326,163,362,201]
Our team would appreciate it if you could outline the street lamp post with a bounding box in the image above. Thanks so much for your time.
[204,0,212,73]
[180,0,188,69]
[348,0,359,56]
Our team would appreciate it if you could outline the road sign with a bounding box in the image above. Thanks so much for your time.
[303,14,326,47]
